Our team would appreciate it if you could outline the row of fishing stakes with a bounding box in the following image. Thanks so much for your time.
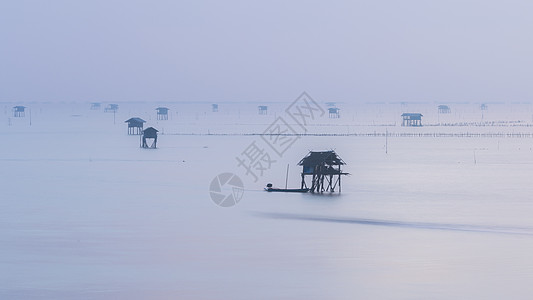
[115,102,489,152]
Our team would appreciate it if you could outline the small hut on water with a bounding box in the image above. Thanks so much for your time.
[90,103,101,110]
[105,104,119,112]
[328,107,340,118]
[141,127,158,148]
[12,106,26,117]
[156,107,169,120]
[212,104,219,112]
[125,118,146,135]
[438,105,451,114]
[298,150,347,193]
[401,113,423,127]
[258,106,268,115]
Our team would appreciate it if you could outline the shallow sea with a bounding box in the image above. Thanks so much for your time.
[2,102,533,299]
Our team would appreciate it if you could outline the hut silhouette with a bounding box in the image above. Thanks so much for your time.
[90,102,101,110]
[141,127,158,148]
[12,106,26,117]
[401,113,423,127]
[328,107,340,118]
[438,105,451,114]
[125,117,146,135]
[258,105,268,115]
[156,107,169,120]
[481,103,488,111]
[298,150,347,193]
[212,104,219,112]
[105,104,119,112]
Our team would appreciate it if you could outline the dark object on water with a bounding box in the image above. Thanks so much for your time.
[265,188,310,193]
[438,105,451,114]
[104,104,119,112]
[401,113,423,127]
[141,127,158,149]
[258,105,268,115]
[13,106,26,117]
[156,107,169,120]
[263,165,310,193]
[125,117,146,135]
[264,183,309,193]
[328,107,340,118]
[299,150,348,193]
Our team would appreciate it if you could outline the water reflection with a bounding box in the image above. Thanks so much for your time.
[255,212,533,236]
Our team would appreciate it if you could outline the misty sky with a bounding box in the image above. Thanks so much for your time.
[1,0,533,103]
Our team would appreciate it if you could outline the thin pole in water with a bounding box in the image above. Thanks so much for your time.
[113,110,116,125]
[385,128,388,154]
[285,164,290,189]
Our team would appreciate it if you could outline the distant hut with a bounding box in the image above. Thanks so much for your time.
[105,104,119,112]
[258,105,268,115]
[156,107,169,120]
[328,107,340,118]
[12,106,26,117]
[212,104,219,112]
[401,113,423,127]
[90,102,101,110]
[481,103,488,111]
[438,105,451,114]
[141,127,158,149]
[125,117,146,135]
[298,150,348,193]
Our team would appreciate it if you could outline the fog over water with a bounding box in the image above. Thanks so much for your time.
[3,1,533,299]
[2,101,533,299]
[2,0,533,102]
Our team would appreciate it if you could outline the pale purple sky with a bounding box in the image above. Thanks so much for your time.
[1,0,533,102]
